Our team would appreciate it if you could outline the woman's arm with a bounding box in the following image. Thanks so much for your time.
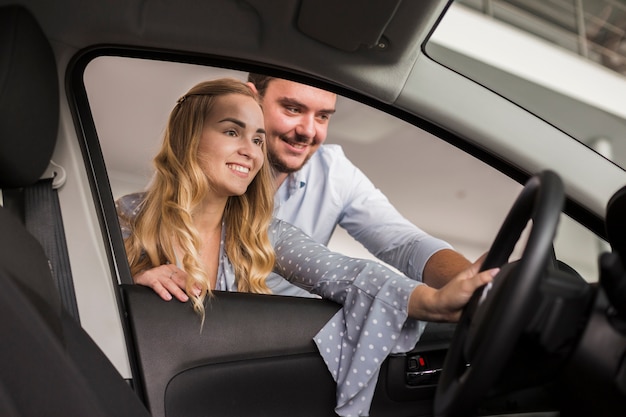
[271,219,495,321]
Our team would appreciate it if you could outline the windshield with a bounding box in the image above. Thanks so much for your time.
[427,0,626,170]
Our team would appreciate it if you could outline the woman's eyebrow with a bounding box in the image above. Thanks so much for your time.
[218,117,246,127]
[219,117,265,135]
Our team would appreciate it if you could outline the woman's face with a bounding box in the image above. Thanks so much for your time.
[197,93,265,199]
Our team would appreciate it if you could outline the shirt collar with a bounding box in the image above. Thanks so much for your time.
[286,169,307,194]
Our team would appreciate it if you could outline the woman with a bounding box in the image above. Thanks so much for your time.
[119,78,278,318]
[117,78,496,416]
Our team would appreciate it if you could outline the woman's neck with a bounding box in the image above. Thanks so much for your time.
[193,197,227,232]
[192,198,227,290]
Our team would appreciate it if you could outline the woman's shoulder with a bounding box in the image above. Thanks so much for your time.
[268,217,296,233]
[115,192,147,218]
[268,217,306,243]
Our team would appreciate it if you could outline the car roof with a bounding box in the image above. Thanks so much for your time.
[6,0,443,101]
[3,0,625,218]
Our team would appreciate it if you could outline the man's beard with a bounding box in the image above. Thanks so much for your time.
[267,135,313,174]
[268,150,304,174]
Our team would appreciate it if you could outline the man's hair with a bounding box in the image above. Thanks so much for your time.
[247,73,275,98]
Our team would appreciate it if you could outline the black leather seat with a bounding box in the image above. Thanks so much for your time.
[0,5,151,416]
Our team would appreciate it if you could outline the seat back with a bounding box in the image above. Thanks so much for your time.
[0,5,57,188]
[0,5,151,417]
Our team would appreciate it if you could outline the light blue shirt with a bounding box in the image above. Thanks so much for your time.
[274,144,453,283]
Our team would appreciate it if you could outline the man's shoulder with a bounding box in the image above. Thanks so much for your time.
[306,144,354,169]
[293,144,360,184]
[316,144,347,159]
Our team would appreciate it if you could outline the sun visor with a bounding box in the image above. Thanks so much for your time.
[296,0,402,52]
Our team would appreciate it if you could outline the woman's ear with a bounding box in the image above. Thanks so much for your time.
[247,81,259,95]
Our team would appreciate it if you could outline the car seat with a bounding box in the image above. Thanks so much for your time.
[0,5,151,416]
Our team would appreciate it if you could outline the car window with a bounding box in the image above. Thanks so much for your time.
[84,55,602,284]
[428,0,626,171]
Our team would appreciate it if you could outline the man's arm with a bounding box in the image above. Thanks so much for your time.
[422,248,472,289]
[327,146,470,285]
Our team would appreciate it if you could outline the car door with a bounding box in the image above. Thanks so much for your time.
[74,54,469,417]
[121,284,458,417]
[74,53,600,417]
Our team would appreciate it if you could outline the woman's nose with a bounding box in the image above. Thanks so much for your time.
[239,138,258,158]
[238,141,252,157]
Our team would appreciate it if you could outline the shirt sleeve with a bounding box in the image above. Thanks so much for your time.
[114,192,146,240]
[265,271,320,298]
[330,149,453,282]
[270,218,426,417]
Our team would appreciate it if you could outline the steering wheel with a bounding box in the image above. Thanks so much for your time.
[434,170,565,417]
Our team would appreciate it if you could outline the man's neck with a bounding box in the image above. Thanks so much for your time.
[272,169,289,190]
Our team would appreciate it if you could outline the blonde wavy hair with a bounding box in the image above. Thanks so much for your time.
[123,78,276,320]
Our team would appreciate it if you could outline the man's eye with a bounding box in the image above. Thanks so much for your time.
[286,106,300,114]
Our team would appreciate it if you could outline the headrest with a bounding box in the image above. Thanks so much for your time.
[0,5,59,188]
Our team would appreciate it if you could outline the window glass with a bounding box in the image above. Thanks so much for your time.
[428,0,626,171]
[85,56,600,283]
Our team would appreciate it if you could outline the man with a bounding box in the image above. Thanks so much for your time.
[247,74,473,292]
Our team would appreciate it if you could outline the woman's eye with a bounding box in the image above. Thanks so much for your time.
[253,137,264,146]
[225,129,238,137]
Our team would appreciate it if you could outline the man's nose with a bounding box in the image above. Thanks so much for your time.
[295,114,315,138]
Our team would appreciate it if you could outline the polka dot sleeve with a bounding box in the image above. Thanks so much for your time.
[270,219,427,416]
[115,192,146,239]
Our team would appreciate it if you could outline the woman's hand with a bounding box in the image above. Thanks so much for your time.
[408,254,498,322]
[134,264,197,302]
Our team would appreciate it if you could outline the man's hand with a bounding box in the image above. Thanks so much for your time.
[409,254,498,322]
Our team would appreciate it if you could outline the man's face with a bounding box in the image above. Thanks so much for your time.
[258,79,336,175]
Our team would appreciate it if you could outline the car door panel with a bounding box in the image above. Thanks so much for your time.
[122,285,454,417]
[122,285,340,417]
